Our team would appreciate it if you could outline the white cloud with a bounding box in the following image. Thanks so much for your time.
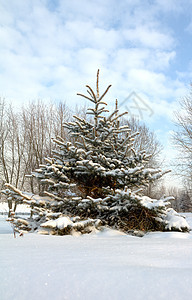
[186,21,192,34]
[0,0,190,117]
[155,0,184,13]
[123,27,174,49]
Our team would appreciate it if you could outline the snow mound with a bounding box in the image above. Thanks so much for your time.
[40,216,102,235]
[41,217,73,230]
[163,208,190,231]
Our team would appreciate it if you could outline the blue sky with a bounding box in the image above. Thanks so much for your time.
[0,0,192,182]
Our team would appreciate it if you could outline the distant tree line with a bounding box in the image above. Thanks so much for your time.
[0,99,70,194]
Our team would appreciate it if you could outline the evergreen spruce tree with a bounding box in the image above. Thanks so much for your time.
[2,70,189,235]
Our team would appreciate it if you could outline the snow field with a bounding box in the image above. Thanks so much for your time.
[0,215,192,300]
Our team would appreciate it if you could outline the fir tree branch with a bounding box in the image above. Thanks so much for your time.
[43,191,64,201]
[77,93,95,103]
[98,85,112,102]
[86,85,97,103]
[4,183,32,201]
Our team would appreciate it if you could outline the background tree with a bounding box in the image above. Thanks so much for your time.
[122,116,163,197]
[173,85,192,206]
[178,189,192,212]
[126,117,162,167]
[0,99,70,215]
[0,98,10,189]
[20,100,70,193]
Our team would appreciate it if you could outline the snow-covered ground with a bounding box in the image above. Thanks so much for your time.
[0,210,192,300]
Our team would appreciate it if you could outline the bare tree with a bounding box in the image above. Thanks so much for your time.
[0,98,10,189]
[0,99,70,214]
[125,116,162,166]
[173,86,192,193]
[0,100,24,213]
[20,100,70,193]
[0,100,22,187]
[122,116,163,197]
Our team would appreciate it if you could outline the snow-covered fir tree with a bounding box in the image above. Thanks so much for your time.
[2,70,189,236]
